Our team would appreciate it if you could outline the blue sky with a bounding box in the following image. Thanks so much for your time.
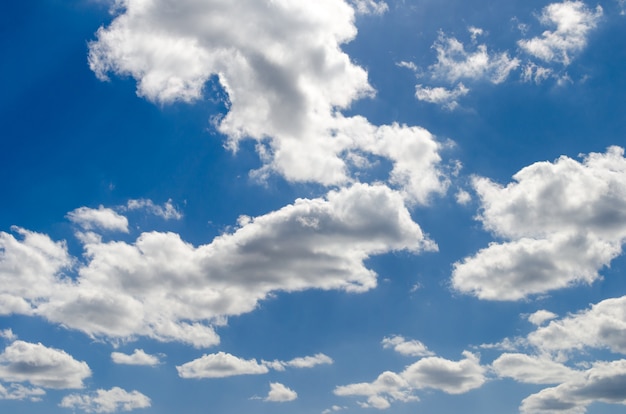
[2,0,626,413]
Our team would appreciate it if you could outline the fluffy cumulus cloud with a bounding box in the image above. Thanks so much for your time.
[176,352,269,379]
[492,353,579,385]
[518,1,603,65]
[528,295,626,355]
[428,30,520,84]
[111,349,160,366]
[520,360,626,413]
[381,335,434,357]
[0,227,72,315]
[452,146,626,300]
[1,184,434,347]
[87,0,449,196]
[67,206,129,233]
[264,382,298,402]
[334,351,485,409]
[60,387,151,413]
[0,341,91,389]
[528,310,558,326]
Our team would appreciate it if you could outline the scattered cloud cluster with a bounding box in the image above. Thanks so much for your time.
[335,348,485,409]
[483,293,626,412]
[409,1,605,109]
[453,146,626,300]
[0,383,45,402]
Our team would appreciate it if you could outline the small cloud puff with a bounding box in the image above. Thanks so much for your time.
[111,349,160,366]
[527,310,558,326]
[264,382,297,402]
[381,335,434,357]
[67,206,129,233]
[415,83,469,110]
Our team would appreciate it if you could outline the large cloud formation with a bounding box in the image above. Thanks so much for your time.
[453,146,626,300]
[88,0,449,201]
[0,185,434,347]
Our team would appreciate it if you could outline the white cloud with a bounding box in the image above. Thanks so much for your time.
[428,31,520,84]
[401,351,486,394]
[521,62,554,84]
[322,405,347,414]
[527,295,626,355]
[264,355,331,371]
[0,383,45,401]
[87,0,449,197]
[0,341,91,389]
[60,387,151,413]
[520,360,626,413]
[176,352,269,379]
[468,26,483,43]
[518,1,603,65]
[0,329,16,341]
[381,335,434,357]
[0,227,71,315]
[492,353,579,384]
[455,189,472,205]
[528,310,558,326]
[265,382,298,402]
[335,371,416,409]
[349,0,388,15]
[111,349,160,366]
[335,351,485,409]
[415,83,469,110]
[453,146,626,300]
[125,199,182,220]
[0,184,433,348]
[396,61,418,71]
[282,353,333,369]
[67,206,129,233]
